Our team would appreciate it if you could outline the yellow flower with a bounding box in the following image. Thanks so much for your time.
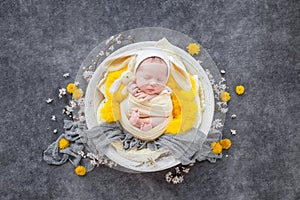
[58,138,70,149]
[220,91,231,102]
[75,165,86,176]
[186,43,200,56]
[219,138,232,149]
[211,142,222,154]
[66,83,76,94]
[236,85,245,95]
[72,88,84,99]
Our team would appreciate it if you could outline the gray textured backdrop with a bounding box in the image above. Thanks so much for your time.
[0,0,299,200]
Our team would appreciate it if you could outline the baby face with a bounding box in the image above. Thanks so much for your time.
[135,57,168,95]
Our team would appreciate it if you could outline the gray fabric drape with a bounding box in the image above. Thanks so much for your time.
[43,120,222,171]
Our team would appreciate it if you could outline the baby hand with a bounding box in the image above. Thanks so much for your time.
[127,82,139,95]
[134,91,156,101]
[129,108,141,127]
[134,90,148,99]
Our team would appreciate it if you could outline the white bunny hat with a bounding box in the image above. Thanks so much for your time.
[102,38,192,93]
[133,48,171,78]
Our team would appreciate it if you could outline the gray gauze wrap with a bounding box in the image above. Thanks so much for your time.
[43,120,94,172]
[78,122,222,165]
[44,120,222,168]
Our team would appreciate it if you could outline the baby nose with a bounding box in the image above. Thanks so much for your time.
[149,82,157,87]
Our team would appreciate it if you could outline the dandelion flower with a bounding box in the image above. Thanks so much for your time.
[66,83,76,94]
[211,142,222,154]
[75,165,86,176]
[219,138,232,149]
[220,91,231,102]
[236,85,245,95]
[58,138,70,149]
[72,88,84,100]
[186,43,200,56]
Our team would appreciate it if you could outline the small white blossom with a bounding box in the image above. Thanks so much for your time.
[175,167,181,174]
[99,51,104,56]
[165,172,173,183]
[77,150,85,157]
[108,45,114,51]
[90,159,97,166]
[46,98,53,104]
[172,175,183,184]
[53,129,58,134]
[182,167,190,174]
[230,129,237,135]
[83,70,94,81]
[69,100,77,108]
[231,114,237,119]
[63,73,70,78]
[51,115,56,121]
[58,88,66,98]
[220,69,226,74]
[220,107,228,114]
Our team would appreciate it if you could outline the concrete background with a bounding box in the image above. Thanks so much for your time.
[0,0,299,199]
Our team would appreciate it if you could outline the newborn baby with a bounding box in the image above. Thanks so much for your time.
[127,57,172,131]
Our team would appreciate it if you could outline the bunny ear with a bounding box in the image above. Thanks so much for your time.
[104,53,136,72]
[170,57,192,91]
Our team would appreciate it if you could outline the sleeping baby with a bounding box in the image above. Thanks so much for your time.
[119,52,173,140]
[127,57,172,131]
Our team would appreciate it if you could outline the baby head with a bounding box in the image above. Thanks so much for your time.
[135,57,168,95]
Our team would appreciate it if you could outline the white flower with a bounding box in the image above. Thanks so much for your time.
[58,88,66,98]
[172,176,183,184]
[220,107,228,114]
[46,98,53,104]
[99,51,104,56]
[83,70,94,81]
[230,129,237,135]
[51,115,56,121]
[182,167,190,174]
[90,159,97,166]
[77,150,85,157]
[69,100,77,108]
[53,129,58,134]
[63,73,70,78]
[165,172,173,183]
[175,167,180,174]
[220,69,226,74]
[108,45,114,51]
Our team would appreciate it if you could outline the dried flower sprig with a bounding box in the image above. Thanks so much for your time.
[77,150,117,168]
[165,162,195,184]
[82,34,136,82]
[206,69,229,113]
